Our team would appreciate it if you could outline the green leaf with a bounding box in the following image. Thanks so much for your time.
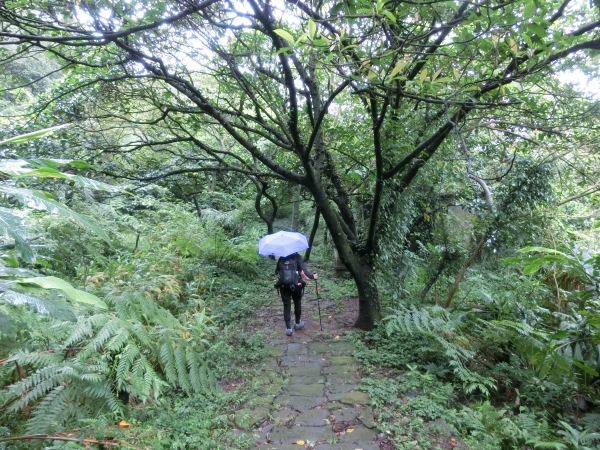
[19,167,73,180]
[381,10,397,24]
[478,290,494,304]
[389,60,407,79]
[70,175,119,192]
[0,124,69,146]
[0,290,77,321]
[67,160,95,169]
[523,262,542,275]
[308,19,316,38]
[527,23,547,38]
[330,2,344,16]
[518,246,568,257]
[0,311,16,337]
[273,29,294,45]
[19,276,107,309]
[0,207,34,263]
[524,0,536,18]
[296,32,309,43]
[0,186,112,243]
[27,158,59,169]
[572,359,599,376]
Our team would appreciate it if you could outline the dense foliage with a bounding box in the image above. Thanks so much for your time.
[2,0,600,328]
[1,0,600,448]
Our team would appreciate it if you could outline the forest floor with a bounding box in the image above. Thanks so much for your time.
[228,282,394,450]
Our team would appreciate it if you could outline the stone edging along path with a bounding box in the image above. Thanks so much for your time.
[231,330,382,450]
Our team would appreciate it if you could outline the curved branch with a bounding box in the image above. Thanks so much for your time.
[0,0,219,44]
[468,174,496,213]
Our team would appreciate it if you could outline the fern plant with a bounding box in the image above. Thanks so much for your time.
[6,351,120,434]
[384,305,497,395]
[3,290,217,435]
[67,290,217,398]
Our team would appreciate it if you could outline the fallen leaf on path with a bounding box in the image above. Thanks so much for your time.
[296,440,305,445]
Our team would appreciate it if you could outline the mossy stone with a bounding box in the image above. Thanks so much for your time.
[330,356,355,365]
[293,408,329,427]
[286,383,325,397]
[234,406,270,430]
[328,391,370,405]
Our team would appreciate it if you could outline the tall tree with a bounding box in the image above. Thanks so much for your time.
[2,0,600,329]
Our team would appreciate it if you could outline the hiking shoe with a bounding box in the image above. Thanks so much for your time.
[294,320,305,330]
[285,328,293,336]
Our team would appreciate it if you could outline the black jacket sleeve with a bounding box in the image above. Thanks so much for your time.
[296,254,315,279]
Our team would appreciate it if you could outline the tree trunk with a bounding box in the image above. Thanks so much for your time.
[308,167,380,330]
[304,207,320,262]
[443,234,486,308]
[252,179,277,234]
[303,52,379,330]
[192,195,202,220]
[351,257,381,330]
[291,184,301,231]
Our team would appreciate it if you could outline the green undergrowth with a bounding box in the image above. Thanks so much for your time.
[127,386,259,449]
[353,248,600,450]
[0,196,281,449]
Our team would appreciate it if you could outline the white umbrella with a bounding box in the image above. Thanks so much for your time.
[258,231,309,257]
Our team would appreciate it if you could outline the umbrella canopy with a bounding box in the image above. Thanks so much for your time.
[258,231,309,257]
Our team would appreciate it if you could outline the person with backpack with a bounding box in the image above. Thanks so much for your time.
[275,252,318,336]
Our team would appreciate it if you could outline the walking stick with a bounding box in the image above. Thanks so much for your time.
[315,278,323,331]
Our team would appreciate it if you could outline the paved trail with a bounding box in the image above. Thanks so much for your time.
[232,292,382,450]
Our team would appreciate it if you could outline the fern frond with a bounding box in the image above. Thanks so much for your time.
[64,314,105,347]
[115,343,138,390]
[159,340,178,385]
[105,326,131,352]
[581,413,600,432]
[187,351,215,394]
[174,342,191,393]
[525,439,568,449]
[8,364,65,410]
[25,385,68,434]
[81,379,114,401]
[129,322,153,348]
[9,349,62,368]
[188,352,203,392]
[130,353,160,401]
[83,318,121,354]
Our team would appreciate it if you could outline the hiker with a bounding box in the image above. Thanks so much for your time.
[275,252,318,336]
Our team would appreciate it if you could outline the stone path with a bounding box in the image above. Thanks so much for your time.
[231,330,380,450]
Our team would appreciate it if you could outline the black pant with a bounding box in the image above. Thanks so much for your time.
[280,285,303,329]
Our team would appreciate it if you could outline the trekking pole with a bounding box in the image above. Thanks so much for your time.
[315,278,323,331]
